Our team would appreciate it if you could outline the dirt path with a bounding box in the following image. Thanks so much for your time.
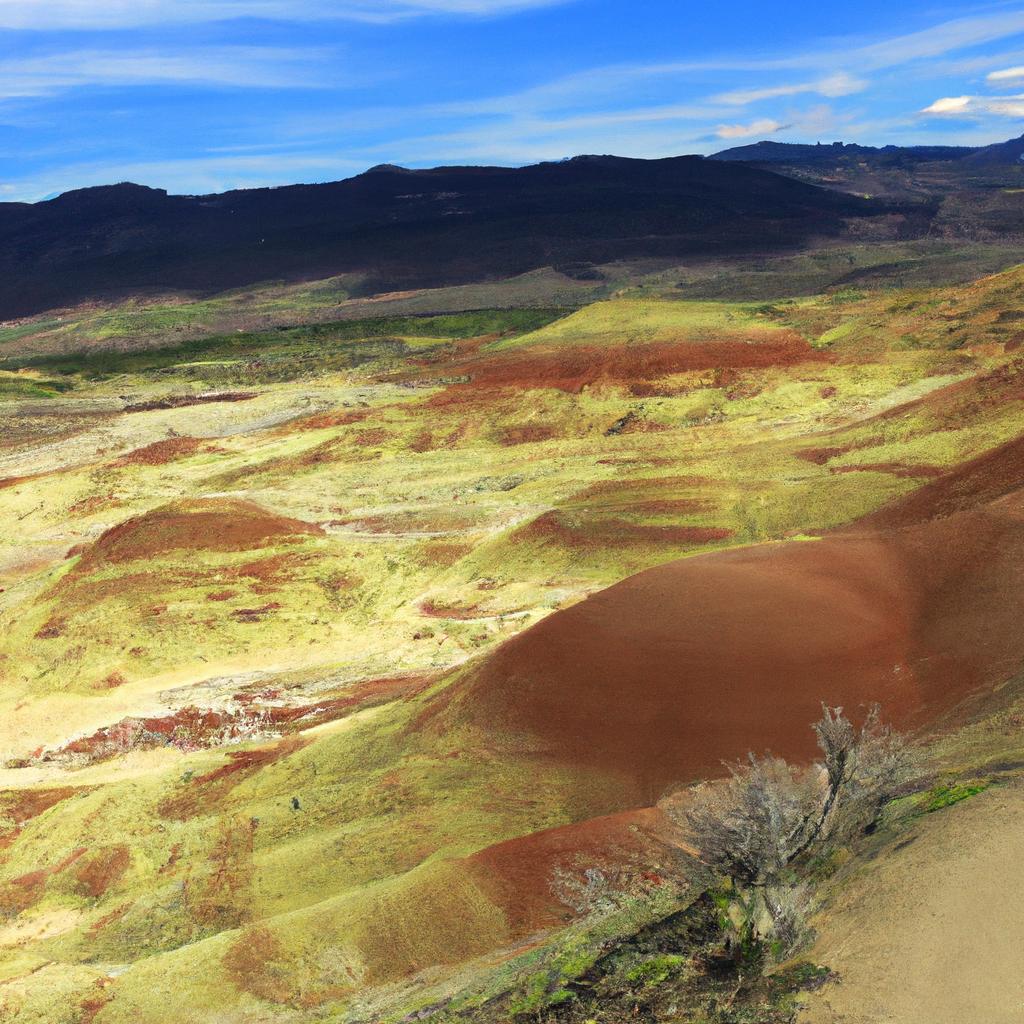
[798,780,1024,1024]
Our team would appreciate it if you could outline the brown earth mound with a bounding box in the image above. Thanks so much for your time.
[466,808,682,932]
[423,482,1024,800]
[426,334,826,399]
[74,498,324,570]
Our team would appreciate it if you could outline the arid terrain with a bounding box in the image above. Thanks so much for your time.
[2,154,1024,1023]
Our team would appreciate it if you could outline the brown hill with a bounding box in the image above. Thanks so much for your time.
[424,455,1024,801]
[73,498,323,571]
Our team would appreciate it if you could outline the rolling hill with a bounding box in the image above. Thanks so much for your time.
[3,155,1024,1023]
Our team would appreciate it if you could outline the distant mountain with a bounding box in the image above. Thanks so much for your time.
[711,140,978,166]
[709,135,1024,201]
[0,155,914,319]
[961,133,1024,167]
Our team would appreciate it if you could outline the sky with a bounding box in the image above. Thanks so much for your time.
[3,0,1024,201]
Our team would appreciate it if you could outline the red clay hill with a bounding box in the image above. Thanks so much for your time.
[72,498,324,571]
[423,439,1024,803]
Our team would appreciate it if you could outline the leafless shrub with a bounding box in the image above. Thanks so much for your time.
[763,883,815,957]
[679,704,911,887]
[680,755,819,888]
[673,705,913,957]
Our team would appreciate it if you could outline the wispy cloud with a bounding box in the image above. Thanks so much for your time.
[714,117,786,140]
[0,47,333,98]
[0,0,571,30]
[712,72,866,106]
[855,9,1024,69]
[987,64,1024,84]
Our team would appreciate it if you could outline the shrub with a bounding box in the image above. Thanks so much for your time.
[673,704,912,958]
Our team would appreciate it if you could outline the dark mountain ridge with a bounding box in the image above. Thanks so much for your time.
[711,140,980,165]
[0,154,916,319]
[710,134,1024,199]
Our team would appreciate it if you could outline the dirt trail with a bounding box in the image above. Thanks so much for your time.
[799,781,1024,1024]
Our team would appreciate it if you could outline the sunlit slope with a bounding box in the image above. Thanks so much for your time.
[3,263,1024,1020]
[429,477,1024,798]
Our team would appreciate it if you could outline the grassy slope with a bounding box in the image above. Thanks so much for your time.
[2,255,1024,1021]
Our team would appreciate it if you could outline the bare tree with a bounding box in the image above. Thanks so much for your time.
[681,755,818,889]
[673,704,913,957]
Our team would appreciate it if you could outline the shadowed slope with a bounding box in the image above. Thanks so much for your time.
[0,156,905,318]
[427,473,1024,799]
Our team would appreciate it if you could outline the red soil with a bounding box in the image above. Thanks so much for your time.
[331,509,479,534]
[419,598,485,620]
[112,437,207,467]
[574,476,710,502]
[423,478,1024,801]
[413,541,474,568]
[73,845,131,899]
[465,808,682,931]
[0,787,80,850]
[265,674,432,727]
[74,498,324,570]
[284,409,370,432]
[0,470,54,490]
[352,427,390,447]
[224,924,292,1004]
[159,737,309,820]
[854,432,1024,529]
[795,446,856,465]
[123,391,256,413]
[0,846,87,917]
[426,333,826,400]
[499,424,558,446]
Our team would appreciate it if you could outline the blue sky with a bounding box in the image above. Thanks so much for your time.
[3,0,1024,201]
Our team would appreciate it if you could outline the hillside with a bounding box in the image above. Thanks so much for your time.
[711,133,1024,201]
[2,229,1024,1022]
[428,481,1024,800]
[0,156,915,319]
[711,140,978,166]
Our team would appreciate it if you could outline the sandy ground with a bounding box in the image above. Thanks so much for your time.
[798,780,1024,1024]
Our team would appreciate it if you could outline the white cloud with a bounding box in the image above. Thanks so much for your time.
[0,47,333,98]
[922,93,1024,118]
[715,118,785,140]
[922,95,973,114]
[0,0,570,30]
[987,65,1024,84]
[713,71,866,106]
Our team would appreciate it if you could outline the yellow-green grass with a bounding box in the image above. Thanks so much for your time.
[0,269,600,360]
[5,261,1024,1021]
[484,297,788,353]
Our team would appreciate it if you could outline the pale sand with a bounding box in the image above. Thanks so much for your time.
[799,780,1024,1024]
